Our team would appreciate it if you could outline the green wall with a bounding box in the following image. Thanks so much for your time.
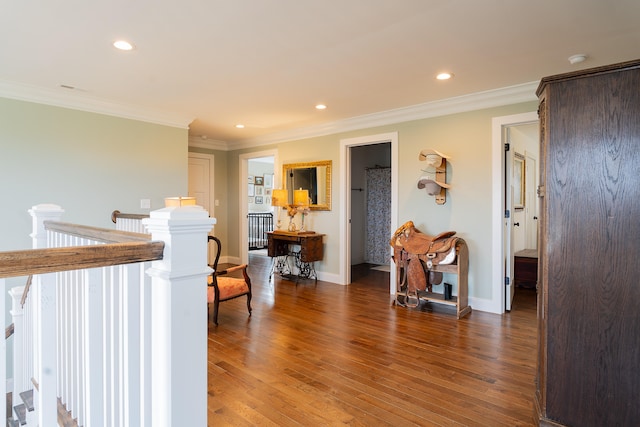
[0,97,188,254]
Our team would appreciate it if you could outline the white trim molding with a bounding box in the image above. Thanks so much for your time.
[0,78,194,129]
[234,81,539,149]
[1,76,539,150]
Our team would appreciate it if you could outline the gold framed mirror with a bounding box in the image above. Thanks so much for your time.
[282,160,332,211]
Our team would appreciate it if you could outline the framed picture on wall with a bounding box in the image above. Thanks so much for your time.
[265,188,272,195]
[248,175,254,184]
[513,153,525,209]
[265,196,271,205]
[255,196,263,204]
[248,196,254,204]
[248,183,255,197]
[255,185,264,196]
[255,176,264,186]
[264,173,273,188]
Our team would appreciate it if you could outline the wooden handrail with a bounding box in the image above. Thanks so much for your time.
[111,210,149,224]
[0,241,164,278]
[45,221,150,243]
[5,323,14,339]
[20,274,33,307]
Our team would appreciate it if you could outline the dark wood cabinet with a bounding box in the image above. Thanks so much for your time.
[535,59,640,427]
[514,249,537,289]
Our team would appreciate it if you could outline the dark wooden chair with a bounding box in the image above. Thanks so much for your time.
[207,236,252,325]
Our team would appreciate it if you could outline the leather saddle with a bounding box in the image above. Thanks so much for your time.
[390,221,459,305]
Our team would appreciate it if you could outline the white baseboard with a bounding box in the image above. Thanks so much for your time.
[468,296,501,314]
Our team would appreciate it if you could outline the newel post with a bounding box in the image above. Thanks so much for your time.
[143,206,215,427]
[29,204,64,426]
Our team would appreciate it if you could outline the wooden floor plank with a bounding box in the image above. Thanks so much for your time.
[208,255,537,426]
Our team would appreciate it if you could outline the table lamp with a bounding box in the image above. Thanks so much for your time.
[271,189,288,230]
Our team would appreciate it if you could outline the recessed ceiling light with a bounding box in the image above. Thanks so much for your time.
[113,40,134,51]
[568,54,587,64]
[315,104,327,110]
[235,124,245,129]
[436,72,453,80]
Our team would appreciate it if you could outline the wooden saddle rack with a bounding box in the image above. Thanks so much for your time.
[390,221,471,318]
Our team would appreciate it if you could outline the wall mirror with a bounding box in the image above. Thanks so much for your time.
[282,160,332,210]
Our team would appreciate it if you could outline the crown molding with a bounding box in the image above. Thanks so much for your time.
[0,79,194,129]
[1,78,539,150]
[188,137,228,151]
[231,81,540,150]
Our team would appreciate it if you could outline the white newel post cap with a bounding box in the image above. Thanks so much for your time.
[29,204,64,248]
[142,205,216,277]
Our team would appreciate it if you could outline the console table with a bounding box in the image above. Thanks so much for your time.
[266,231,324,281]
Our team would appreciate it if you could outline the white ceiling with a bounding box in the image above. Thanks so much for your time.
[1,0,639,148]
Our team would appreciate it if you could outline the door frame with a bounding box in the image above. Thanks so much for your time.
[239,149,278,266]
[339,132,398,290]
[491,111,538,313]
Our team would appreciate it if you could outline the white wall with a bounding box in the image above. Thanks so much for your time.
[248,159,274,213]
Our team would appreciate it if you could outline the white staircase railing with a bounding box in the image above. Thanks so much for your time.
[1,203,215,426]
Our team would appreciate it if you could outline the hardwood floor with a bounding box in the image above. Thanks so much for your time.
[208,254,538,426]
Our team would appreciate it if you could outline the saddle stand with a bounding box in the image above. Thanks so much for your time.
[390,221,471,318]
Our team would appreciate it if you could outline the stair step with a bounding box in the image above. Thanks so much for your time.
[13,403,26,425]
[18,390,33,412]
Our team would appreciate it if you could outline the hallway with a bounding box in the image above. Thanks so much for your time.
[207,253,537,426]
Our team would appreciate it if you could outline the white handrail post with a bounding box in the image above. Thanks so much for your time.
[29,204,64,426]
[144,206,215,427]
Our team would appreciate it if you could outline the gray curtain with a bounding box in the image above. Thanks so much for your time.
[365,167,391,264]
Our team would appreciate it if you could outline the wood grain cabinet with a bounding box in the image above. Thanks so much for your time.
[535,59,640,427]
[514,249,537,289]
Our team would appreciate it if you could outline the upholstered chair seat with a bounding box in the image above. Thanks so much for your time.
[207,236,252,325]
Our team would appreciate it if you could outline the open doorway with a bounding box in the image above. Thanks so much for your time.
[239,149,278,266]
[339,132,398,290]
[350,144,392,269]
[497,115,539,311]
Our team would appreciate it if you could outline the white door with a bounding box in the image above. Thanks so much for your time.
[188,155,213,213]
[188,153,214,263]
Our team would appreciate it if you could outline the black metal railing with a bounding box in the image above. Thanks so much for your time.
[248,212,273,250]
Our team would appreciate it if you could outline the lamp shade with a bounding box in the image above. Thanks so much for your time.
[271,189,288,207]
[164,196,197,207]
[294,188,309,206]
